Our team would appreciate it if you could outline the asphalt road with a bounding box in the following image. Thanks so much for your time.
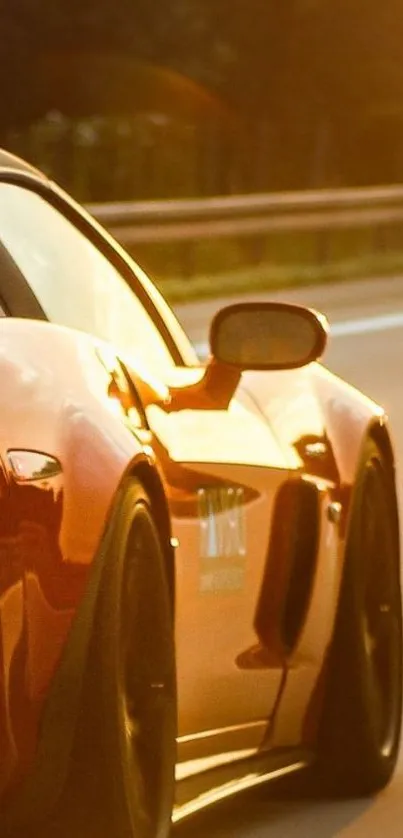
[173,273,403,838]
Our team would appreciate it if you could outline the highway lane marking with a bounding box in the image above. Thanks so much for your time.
[331,311,403,337]
[193,310,403,358]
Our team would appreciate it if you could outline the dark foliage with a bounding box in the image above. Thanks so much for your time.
[1,0,402,194]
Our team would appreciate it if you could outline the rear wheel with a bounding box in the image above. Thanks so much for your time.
[53,479,176,838]
[315,438,402,795]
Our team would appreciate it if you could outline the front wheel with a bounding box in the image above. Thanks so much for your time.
[56,479,177,838]
[315,438,402,795]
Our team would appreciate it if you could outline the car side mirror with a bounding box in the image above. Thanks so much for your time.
[209,302,328,371]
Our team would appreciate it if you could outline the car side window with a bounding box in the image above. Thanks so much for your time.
[0,183,177,374]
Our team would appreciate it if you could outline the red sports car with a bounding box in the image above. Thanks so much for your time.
[0,150,401,838]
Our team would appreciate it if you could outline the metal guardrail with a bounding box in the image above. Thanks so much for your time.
[87,184,403,246]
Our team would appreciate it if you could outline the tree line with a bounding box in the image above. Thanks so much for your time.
[2,0,403,199]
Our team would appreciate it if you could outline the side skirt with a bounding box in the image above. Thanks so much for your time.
[173,746,314,823]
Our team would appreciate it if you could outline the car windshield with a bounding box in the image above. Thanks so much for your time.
[0,182,198,375]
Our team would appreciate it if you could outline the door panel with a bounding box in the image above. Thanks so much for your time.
[172,462,290,759]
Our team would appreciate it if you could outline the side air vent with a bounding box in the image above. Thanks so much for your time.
[254,479,320,658]
[280,480,319,651]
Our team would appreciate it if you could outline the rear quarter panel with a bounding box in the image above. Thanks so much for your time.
[238,361,392,747]
[240,361,387,487]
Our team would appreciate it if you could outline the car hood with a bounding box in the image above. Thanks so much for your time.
[144,365,298,473]
[147,360,384,487]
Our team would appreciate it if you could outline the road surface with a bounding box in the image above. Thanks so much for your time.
[173,273,403,838]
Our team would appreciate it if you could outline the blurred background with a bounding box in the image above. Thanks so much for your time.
[4,1,403,200]
[3,1,403,298]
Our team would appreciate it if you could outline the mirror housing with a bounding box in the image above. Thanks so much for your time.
[209,302,328,371]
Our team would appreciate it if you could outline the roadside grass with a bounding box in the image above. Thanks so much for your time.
[152,249,403,305]
[125,225,403,305]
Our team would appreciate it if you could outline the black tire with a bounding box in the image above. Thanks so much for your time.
[52,479,177,838]
[315,437,402,796]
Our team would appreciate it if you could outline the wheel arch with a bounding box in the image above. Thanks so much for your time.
[302,415,400,750]
[368,418,396,473]
[130,460,175,609]
[357,418,399,539]
[367,418,400,560]
[2,460,175,833]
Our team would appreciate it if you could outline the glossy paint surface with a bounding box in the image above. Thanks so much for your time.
[142,357,387,780]
[0,319,150,794]
[0,155,393,821]
[162,361,386,815]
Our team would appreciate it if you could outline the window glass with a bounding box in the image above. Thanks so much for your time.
[0,183,184,373]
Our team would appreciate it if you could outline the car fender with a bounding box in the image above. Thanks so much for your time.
[239,361,390,493]
[0,319,166,822]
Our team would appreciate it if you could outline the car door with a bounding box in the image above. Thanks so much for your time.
[149,387,296,772]
[0,178,289,768]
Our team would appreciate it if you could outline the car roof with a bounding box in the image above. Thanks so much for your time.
[0,149,45,178]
